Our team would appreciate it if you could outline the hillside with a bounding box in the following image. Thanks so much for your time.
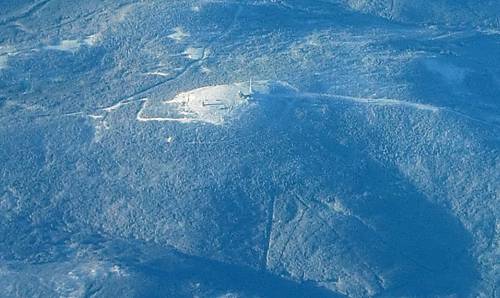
[1,1,499,297]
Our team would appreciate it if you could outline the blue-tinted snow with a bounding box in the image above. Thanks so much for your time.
[0,1,499,297]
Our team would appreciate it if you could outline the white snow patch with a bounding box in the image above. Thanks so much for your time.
[46,40,82,52]
[184,47,205,60]
[102,100,134,112]
[84,33,102,46]
[168,27,190,42]
[109,265,127,277]
[88,114,104,120]
[330,199,351,216]
[136,114,193,123]
[145,71,170,77]
[0,45,17,55]
[137,81,273,125]
[479,28,500,36]
[46,35,101,52]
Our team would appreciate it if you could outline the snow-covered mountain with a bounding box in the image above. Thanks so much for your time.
[1,1,498,297]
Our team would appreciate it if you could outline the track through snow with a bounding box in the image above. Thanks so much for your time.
[15,81,467,126]
[135,80,442,125]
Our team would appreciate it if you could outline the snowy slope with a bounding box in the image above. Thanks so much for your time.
[322,0,500,29]
[1,1,499,297]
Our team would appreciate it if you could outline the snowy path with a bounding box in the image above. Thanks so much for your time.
[7,80,497,132]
